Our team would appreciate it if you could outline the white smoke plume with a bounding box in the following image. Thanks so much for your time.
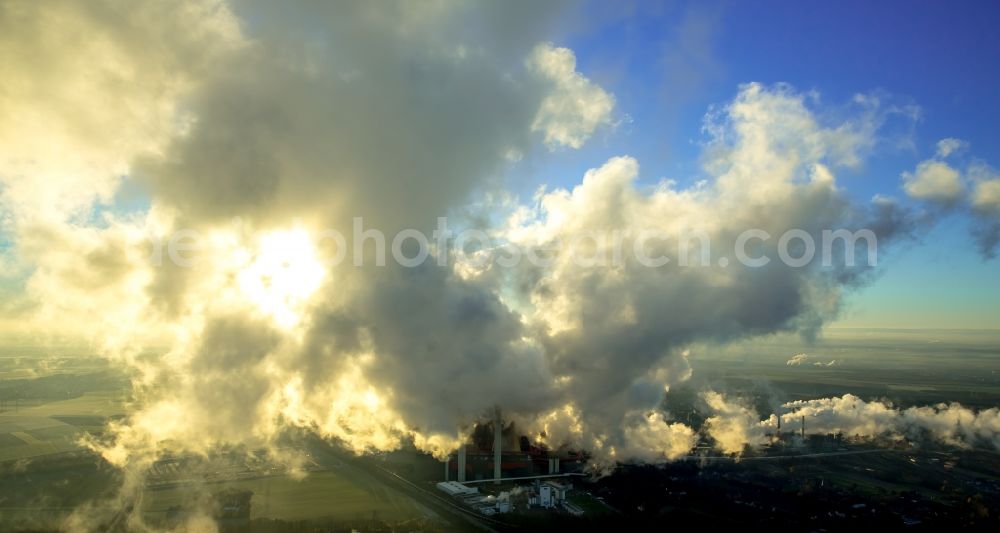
[785,355,837,367]
[701,393,1000,455]
[780,394,1000,450]
[702,391,770,455]
[786,354,809,366]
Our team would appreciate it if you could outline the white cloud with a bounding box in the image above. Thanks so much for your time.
[935,137,967,158]
[701,83,900,205]
[973,179,1000,212]
[0,0,242,341]
[0,0,241,222]
[902,160,964,203]
[897,142,1000,257]
[527,42,615,149]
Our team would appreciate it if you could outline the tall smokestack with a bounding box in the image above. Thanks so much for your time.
[444,455,449,481]
[801,415,805,438]
[494,406,502,485]
[457,443,466,483]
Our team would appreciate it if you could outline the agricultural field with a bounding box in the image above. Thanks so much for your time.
[0,452,121,530]
[0,355,127,463]
[0,355,129,528]
[142,468,432,524]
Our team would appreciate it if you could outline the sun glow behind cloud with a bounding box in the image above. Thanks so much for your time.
[236,228,326,329]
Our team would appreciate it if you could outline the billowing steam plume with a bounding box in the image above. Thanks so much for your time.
[701,393,1000,455]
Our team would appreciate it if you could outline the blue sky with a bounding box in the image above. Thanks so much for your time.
[503,0,1000,329]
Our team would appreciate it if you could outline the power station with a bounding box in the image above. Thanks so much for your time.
[443,406,584,484]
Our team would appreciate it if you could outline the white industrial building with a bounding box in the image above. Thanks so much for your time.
[528,480,570,509]
[435,481,478,496]
[436,481,514,515]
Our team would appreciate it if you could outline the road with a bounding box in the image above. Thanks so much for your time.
[678,448,903,462]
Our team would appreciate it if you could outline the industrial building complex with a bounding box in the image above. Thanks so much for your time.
[442,407,584,483]
[435,407,587,517]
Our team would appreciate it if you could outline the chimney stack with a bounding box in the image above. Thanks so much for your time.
[457,443,466,482]
[494,406,502,485]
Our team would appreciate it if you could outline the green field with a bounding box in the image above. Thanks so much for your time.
[142,469,431,524]
[0,386,125,462]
